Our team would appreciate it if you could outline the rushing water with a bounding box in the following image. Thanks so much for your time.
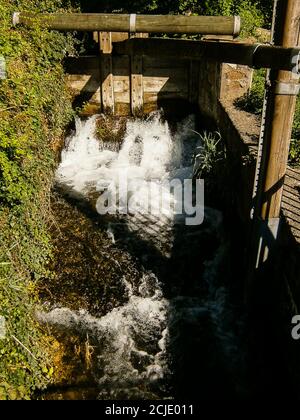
[40,113,245,399]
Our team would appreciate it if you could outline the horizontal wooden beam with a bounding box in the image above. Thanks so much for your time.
[13,12,241,36]
[113,37,300,72]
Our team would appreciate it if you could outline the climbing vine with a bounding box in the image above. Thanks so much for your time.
[0,0,75,400]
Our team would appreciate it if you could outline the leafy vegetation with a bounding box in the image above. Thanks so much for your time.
[193,131,224,179]
[0,0,75,399]
[72,0,269,38]
[235,68,266,115]
[236,69,300,167]
[193,130,231,202]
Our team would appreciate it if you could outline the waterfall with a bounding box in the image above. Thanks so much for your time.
[40,112,245,399]
[38,273,170,399]
[56,112,201,252]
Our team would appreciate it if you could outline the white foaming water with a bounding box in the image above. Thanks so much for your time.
[56,113,198,234]
[38,251,243,399]
[57,113,185,191]
[38,273,170,399]
[57,116,118,196]
[46,113,245,398]
[51,113,201,397]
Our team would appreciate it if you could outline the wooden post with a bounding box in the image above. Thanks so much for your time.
[14,13,241,36]
[93,31,99,43]
[99,31,114,115]
[129,29,146,116]
[131,55,143,116]
[250,0,300,270]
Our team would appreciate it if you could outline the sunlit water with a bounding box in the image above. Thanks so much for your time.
[39,113,245,399]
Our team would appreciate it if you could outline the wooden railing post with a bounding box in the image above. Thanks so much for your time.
[99,31,114,115]
[249,0,300,274]
[130,55,143,116]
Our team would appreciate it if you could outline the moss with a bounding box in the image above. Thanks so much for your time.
[0,0,75,399]
[95,114,127,146]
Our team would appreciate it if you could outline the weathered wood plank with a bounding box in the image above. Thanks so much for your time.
[67,71,101,106]
[143,76,188,93]
[17,13,241,36]
[131,55,143,116]
[114,91,131,104]
[287,167,300,179]
[93,32,99,43]
[144,92,188,103]
[282,192,300,210]
[113,77,130,93]
[100,32,114,114]
[283,182,300,195]
[282,203,300,220]
[68,79,101,92]
[282,210,300,228]
[112,55,130,111]
[284,173,300,187]
[100,31,112,54]
[143,76,169,92]
[67,74,95,82]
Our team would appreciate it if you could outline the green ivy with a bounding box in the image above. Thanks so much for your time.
[0,0,75,400]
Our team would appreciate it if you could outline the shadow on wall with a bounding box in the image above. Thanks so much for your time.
[247,211,300,399]
[50,182,240,399]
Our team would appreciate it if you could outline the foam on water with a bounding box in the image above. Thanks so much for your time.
[56,113,198,227]
[57,116,118,195]
[43,113,245,399]
[38,251,243,399]
[38,273,170,399]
